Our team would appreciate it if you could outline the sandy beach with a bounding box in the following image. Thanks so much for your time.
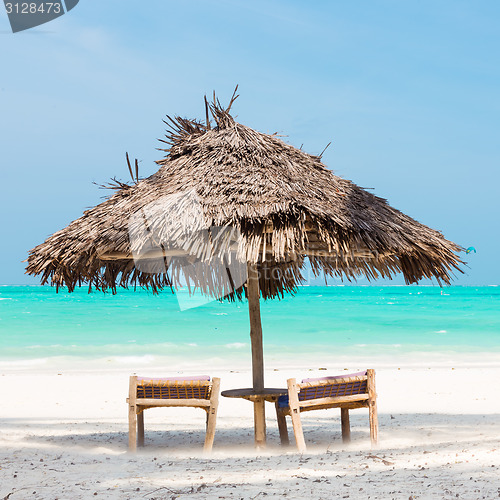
[1,362,499,499]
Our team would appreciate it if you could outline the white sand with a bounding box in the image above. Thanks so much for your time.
[1,362,499,499]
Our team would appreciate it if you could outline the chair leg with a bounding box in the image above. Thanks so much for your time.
[287,378,306,453]
[128,403,137,451]
[128,376,138,451]
[204,377,220,452]
[369,399,378,445]
[340,408,351,443]
[367,369,378,445]
[137,410,145,447]
[205,407,217,452]
[275,401,289,446]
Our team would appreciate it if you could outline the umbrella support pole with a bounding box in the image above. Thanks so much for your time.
[247,262,266,448]
[253,397,266,447]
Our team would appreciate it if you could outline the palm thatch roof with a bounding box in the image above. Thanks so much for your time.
[26,91,463,299]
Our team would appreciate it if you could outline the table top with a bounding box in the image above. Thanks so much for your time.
[221,387,288,402]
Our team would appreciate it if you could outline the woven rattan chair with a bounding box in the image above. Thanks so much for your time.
[275,369,378,452]
[127,375,221,452]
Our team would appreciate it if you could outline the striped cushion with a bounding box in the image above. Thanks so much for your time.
[278,371,368,408]
[136,375,211,400]
[137,375,210,383]
[299,371,367,401]
[301,371,367,384]
[299,379,367,401]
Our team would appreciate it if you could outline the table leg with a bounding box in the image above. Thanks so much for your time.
[275,401,289,446]
[253,397,266,448]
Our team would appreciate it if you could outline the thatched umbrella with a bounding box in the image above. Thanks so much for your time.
[26,90,463,446]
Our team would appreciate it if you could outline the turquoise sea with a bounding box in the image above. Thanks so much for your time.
[0,286,499,370]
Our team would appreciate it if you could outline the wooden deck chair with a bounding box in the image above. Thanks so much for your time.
[127,375,221,452]
[275,369,378,452]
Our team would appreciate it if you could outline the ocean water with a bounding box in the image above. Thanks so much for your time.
[0,285,499,370]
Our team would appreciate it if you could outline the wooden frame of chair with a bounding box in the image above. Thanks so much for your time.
[127,376,221,452]
[275,369,378,453]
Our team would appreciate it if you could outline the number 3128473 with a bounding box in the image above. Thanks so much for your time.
[4,2,62,14]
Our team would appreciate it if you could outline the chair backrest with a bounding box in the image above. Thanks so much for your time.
[298,371,368,402]
[134,376,212,400]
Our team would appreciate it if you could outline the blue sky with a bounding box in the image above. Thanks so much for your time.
[1,0,498,285]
